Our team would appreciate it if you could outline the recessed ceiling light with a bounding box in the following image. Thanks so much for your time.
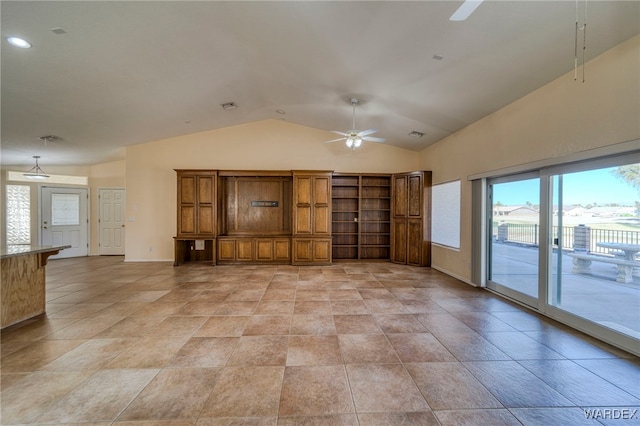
[276,110,286,115]
[50,27,67,35]
[221,102,237,110]
[409,131,425,138]
[432,54,444,61]
[6,36,32,48]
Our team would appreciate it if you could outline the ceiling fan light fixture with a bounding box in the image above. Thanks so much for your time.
[23,156,50,180]
[6,36,32,48]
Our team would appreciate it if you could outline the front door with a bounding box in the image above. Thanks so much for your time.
[41,186,89,259]
[98,188,126,255]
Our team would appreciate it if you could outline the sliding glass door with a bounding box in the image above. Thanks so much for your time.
[549,163,640,341]
[484,154,640,353]
[487,174,540,307]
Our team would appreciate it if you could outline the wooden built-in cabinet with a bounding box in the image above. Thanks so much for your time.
[217,237,291,263]
[391,171,432,266]
[174,170,217,265]
[331,174,391,260]
[292,171,332,265]
[174,169,430,267]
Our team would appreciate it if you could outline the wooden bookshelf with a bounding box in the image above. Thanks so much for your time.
[331,174,391,260]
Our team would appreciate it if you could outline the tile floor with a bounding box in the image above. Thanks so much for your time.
[1,256,639,425]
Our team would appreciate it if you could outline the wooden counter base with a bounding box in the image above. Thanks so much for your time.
[1,245,67,329]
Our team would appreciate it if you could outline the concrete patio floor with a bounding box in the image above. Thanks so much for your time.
[491,242,640,339]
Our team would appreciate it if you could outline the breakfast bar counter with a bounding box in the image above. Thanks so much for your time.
[1,244,69,329]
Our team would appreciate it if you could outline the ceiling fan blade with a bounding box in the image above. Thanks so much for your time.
[331,130,349,136]
[358,128,378,137]
[325,137,347,144]
[362,136,386,143]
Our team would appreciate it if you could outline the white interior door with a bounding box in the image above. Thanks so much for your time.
[41,186,89,259]
[99,188,126,255]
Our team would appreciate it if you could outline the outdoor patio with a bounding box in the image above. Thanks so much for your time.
[491,242,640,339]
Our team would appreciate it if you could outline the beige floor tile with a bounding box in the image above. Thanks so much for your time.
[405,362,503,410]
[338,334,400,364]
[196,417,276,425]
[346,364,429,413]
[0,339,85,373]
[373,314,428,333]
[286,335,343,366]
[243,315,292,335]
[169,337,239,367]
[279,365,354,417]
[387,333,456,362]
[105,336,189,369]
[293,301,332,315]
[277,414,358,425]
[434,409,522,426]
[94,316,168,338]
[146,316,209,337]
[40,338,135,371]
[0,371,93,424]
[200,366,284,417]
[357,411,439,426]
[118,368,221,421]
[227,335,289,366]
[330,300,369,315]
[254,300,295,315]
[195,316,250,337]
[290,315,336,335]
[35,369,159,423]
[214,301,259,315]
[333,315,381,334]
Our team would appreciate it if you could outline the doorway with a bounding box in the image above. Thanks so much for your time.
[41,186,89,259]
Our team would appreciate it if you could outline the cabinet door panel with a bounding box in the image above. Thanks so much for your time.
[407,218,423,266]
[293,240,312,262]
[255,239,274,261]
[218,240,235,261]
[313,239,331,262]
[180,206,196,234]
[296,206,312,234]
[274,239,291,261]
[393,176,407,217]
[391,218,407,264]
[408,174,423,217]
[314,206,330,235]
[296,177,311,205]
[237,239,253,261]
[180,177,196,204]
[198,176,214,204]
[314,177,330,205]
[198,206,214,234]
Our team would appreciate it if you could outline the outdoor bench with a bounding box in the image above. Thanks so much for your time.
[567,252,640,284]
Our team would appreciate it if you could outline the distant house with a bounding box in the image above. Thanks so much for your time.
[494,205,538,216]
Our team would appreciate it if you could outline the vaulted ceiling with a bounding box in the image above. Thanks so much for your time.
[2,1,638,166]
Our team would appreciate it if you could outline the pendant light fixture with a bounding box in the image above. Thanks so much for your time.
[23,156,49,180]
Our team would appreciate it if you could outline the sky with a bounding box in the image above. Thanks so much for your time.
[493,166,639,206]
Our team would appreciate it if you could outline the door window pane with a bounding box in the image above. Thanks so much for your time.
[550,164,640,339]
[51,193,80,226]
[6,185,30,244]
[489,178,540,300]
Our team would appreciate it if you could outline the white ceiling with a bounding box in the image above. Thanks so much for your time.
[1,1,638,166]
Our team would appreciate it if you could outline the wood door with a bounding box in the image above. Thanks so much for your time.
[218,239,236,261]
[392,175,408,217]
[255,239,274,261]
[274,239,291,261]
[408,173,423,217]
[236,239,253,261]
[176,171,216,238]
[407,218,423,266]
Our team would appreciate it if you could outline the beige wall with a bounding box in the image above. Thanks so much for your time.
[125,119,419,261]
[419,34,640,283]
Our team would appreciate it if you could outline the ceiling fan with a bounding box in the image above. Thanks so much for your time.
[325,98,385,149]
